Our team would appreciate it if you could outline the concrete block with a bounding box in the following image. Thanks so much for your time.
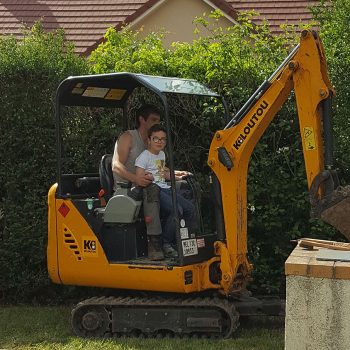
[285,245,350,350]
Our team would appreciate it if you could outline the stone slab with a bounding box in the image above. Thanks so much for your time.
[285,244,350,280]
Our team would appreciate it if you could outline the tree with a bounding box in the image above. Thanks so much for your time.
[312,0,350,176]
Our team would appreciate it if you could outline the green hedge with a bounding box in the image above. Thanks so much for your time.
[1,5,348,301]
[0,24,88,300]
[312,0,350,177]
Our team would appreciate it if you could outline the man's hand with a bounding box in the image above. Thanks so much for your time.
[135,172,154,187]
[175,170,193,179]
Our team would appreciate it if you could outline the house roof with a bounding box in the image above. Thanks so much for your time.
[0,0,320,56]
[0,0,159,55]
[226,0,320,34]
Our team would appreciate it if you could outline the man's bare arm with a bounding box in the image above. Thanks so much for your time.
[112,132,152,187]
[112,132,135,181]
[135,166,146,178]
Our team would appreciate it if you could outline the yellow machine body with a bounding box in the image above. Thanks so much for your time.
[48,183,220,293]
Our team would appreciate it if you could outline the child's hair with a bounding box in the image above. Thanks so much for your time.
[147,124,167,138]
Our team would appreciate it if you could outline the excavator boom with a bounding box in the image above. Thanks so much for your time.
[208,30,350,294]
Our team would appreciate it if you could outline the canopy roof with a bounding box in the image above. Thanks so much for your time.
[57,72,220,108]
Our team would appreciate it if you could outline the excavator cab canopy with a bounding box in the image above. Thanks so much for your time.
[55,72,228,246]
[56,72,221,108]
[55,73,227,194]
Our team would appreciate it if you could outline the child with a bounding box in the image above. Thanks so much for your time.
[135,124,195,259]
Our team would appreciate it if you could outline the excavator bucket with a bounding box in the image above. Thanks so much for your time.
[319,187,350,241]
[310,171,350,241]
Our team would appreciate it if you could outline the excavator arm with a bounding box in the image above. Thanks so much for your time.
[208,30,350,295]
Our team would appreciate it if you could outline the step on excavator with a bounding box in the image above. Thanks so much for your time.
[47,30,350,338]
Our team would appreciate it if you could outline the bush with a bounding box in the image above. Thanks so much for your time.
[0,23,88,300]
[312,0,350,177]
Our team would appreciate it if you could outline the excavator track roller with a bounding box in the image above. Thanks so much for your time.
[71,304,111,338]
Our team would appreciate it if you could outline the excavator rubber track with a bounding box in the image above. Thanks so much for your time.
[71,295,239,339]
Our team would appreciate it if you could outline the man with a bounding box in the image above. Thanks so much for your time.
[112,104,164,260]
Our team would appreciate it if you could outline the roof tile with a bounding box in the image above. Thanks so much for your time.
[0,1,320,55]
[0,0,153,54]
[227,0,320,34]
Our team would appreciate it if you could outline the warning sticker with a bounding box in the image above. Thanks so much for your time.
[303,127,317,151]
[72,83,85,95]
[82,87,109,98]
[105,88,127,100]
[182,239,198,257]
[180,227,189,239]
[197,238,205,248]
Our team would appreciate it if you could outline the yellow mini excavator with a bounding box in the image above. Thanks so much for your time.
[47,30,350,338]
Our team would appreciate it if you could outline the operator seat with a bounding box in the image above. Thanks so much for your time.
[98,154,142,224]
[97,154,139,261]
[99,154,114,201]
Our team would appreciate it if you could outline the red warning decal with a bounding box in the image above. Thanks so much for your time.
[58,203,70,218]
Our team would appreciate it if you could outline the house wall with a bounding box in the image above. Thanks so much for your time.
[131,0,235,46]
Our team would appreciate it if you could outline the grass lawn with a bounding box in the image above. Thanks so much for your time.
[0,306,284,350]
